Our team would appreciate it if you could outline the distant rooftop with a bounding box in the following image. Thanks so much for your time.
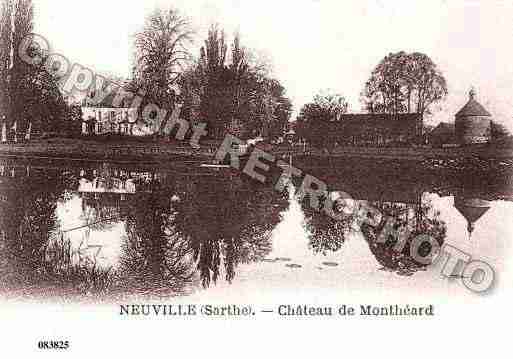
[429,122,455,136]
[332,113,421,135]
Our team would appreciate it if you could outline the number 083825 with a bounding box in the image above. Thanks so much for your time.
[37,340,70,350]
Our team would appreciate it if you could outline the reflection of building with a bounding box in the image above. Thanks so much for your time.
[78,177,136,194]
[330,177,425,233]
[330,176,424,205]
[77,166,164,201]
[77,169,139,219]
[454,196,491,239]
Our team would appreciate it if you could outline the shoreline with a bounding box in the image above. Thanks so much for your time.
[0,138,215,164]
[1,138,513,164]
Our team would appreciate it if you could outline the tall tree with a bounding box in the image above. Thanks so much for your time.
[11,0,32,73]
[0,0,72,136]
[181,26,291,140]
[0,0,13,120]
[229,33,248,119]
[133,6,193,134]
[362,51,447,116]
[197,24,231,139]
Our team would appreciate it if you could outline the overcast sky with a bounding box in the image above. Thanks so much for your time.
[33,0,513,128]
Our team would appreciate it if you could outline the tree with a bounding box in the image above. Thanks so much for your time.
[229,32,249,120]
[261,78,292,141]
[180,27,291,140]
[133,6,193,134]
[16,63,70,133]
[0,0,73,136]
[362,51,447,116]
[0,0,13,120]
[491,121,511,141]
[197,24,231,139]
[119,178,194,292]
[8,0,33,126]
[296,90,349,147]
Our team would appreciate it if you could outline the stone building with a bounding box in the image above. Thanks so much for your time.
[428,122,457,147]
[81,107,138,135]
[327,113,421,146]
[427,88,494,147]
[81,92,151,136]
[454,88,492,145]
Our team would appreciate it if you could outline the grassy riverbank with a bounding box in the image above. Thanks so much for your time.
[1,136,513,163]
[0,136,216,162]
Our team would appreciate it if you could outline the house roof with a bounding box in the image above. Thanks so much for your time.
[330,113,420,136]
[456,99,492,117]
[456,89,491,117]
[429,122,455,138]
[83,92,135,108]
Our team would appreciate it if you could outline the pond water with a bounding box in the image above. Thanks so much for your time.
[0,157,512,300]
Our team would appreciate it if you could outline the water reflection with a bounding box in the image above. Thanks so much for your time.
[118,177,195,296]
[360,198,447,276]
[174,174,287,286]
[0,158,511,299]
[454,194,491,239]
[302,199,350,255]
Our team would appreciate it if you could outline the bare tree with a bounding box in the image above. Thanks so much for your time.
[133,7,193,134]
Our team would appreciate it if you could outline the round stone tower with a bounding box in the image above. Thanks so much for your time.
[455,88,492,145]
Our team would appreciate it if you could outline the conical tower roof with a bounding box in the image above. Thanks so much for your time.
[456,88,492,117]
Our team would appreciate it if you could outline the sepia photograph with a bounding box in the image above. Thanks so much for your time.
[0,0,512,357]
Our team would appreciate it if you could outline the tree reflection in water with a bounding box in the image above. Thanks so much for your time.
[301,197,352,256]
[361,198,447,276]
[117,175,196,296]
[298,189,447,276]
[0,165,289,297]
[0,168,80,294]
[172,175,287,287]
[0,160,467,298]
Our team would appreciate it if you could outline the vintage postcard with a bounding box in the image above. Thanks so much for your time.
[1,0,512,357]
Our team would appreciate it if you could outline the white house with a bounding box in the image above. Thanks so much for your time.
[81,107,143,135]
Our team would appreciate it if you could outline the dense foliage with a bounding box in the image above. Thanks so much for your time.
[0,0,78,137]
[295,90,349,148]
[361,51,447,116]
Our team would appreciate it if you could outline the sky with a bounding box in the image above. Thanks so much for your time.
[33,0,513,129]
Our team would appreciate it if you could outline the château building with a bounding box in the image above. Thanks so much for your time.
[81,92,151,136]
